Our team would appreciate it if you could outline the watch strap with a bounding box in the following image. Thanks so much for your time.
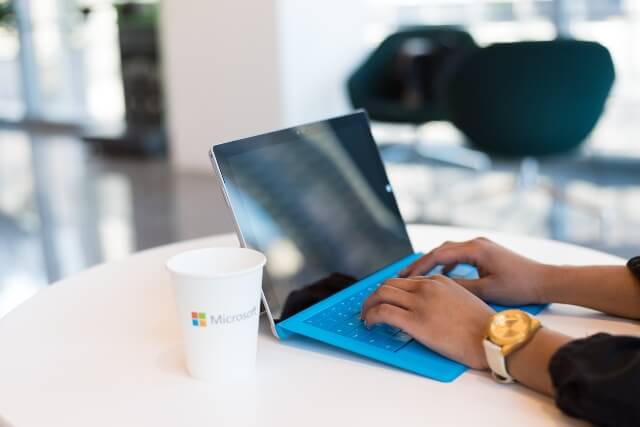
[483,339,514,383]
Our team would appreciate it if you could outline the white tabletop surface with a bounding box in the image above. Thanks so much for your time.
[0,225,637,427]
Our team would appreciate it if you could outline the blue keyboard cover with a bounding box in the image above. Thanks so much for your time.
[302,263,482,352]
[277,256,546,381]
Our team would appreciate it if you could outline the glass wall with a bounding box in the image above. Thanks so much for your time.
[0,0,124,125]
[27,0,85,122]
[76,0,125,124]
[0,0,23,119]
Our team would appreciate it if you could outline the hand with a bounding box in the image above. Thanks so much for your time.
[361,275,495,369]
[399,237,549,305]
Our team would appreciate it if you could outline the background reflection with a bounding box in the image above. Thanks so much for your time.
[218,118,413,319]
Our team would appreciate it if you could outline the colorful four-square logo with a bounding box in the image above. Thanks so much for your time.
[192,312,207,327]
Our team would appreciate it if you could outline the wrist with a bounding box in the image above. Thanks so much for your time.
[469,310,494,370]
[535,263,564,304]
[476,312,493,370]
[506,328,572,396]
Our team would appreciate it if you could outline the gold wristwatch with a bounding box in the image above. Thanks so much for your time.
[483,309,541,383]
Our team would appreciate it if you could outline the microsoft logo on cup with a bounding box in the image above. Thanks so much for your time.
[191,306,258,328]
[192,312,208,327]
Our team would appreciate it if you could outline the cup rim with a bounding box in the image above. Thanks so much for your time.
[166,246,266,280]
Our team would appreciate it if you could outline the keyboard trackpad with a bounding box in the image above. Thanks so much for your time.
[396,340,465,371]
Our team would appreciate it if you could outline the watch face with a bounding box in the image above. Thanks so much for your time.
[488,309,532,346]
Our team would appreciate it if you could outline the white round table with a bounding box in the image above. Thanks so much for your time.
[0,225,636,427]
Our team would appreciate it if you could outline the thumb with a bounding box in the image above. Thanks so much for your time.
[452,277,490,300]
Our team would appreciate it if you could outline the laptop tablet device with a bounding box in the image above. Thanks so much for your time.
[209,111,545,381]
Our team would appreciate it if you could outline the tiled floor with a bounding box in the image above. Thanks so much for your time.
[1,126,639,318]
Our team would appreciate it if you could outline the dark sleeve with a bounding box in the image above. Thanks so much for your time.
[549,333,640,427]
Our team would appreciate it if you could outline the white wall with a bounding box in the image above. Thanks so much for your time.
[161,0,372,172]
[160,0,283,172]
[276,0,369,126]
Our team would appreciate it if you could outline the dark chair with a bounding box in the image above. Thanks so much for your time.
[347,26,491,170]
[443,40,615,235]
[445,40,615,156]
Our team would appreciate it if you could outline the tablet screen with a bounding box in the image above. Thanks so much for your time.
[213,112,413,321]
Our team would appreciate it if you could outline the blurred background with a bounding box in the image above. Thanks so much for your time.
[0,0,639,317]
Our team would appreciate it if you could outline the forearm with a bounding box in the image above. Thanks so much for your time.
[506,328,572,396]
[539,265,640,319]
[506,329,640,427]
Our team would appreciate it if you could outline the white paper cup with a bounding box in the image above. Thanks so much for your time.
[166,247,266,383]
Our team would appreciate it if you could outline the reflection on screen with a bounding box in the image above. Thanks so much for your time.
[217,115,413,321]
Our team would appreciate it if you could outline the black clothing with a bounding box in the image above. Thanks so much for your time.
[549,333,640,427]
[627,256,640,282]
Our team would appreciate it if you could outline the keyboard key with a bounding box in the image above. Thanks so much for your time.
[351,326,387,344]
[371,324,401,337]
[386,325,401,335]
[302,280,415,351]
[342,318,360,329]
[349,327,368,341]
[333,318,360,334]
[383,341,404,351]
[312,310,330,320]
[426,265,444,276]
[361,334,382,346]
[335,311,350,320]
[447,264,476,279]
[392,331,412,344]
[334,325,351,335]
[313,316,339,331]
